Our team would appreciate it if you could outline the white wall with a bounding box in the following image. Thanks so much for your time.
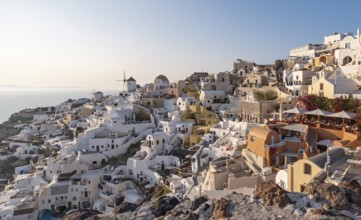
[275,169,288,190]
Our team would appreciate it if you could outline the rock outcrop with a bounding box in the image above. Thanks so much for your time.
[338,180,361,205]
[114,202,138,214]
[62,210,100,220]
[253,180,291,207]
[152,196,180,217]
[75,181,361,220]
[303,182,349,210]
[213,198,229,219]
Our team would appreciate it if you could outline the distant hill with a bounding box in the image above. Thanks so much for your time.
[0,84,89,91]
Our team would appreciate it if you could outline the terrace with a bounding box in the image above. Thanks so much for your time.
[281,108,358,134]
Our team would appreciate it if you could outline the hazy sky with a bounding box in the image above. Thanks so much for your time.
[1,0,361,89]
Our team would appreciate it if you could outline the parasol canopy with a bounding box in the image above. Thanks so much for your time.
[283,107,307,114]
[326,110,357,119]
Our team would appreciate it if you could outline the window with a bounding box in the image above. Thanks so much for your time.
[250,136,255,142]
[304,164,312,174]
[48,199,51,203]
[163,139,165,143]
[320,83,324,90]
[156,140,159,145]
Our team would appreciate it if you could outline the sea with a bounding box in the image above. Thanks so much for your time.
[0,89,120,123]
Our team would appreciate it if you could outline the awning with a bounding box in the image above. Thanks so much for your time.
[316,139,333,146]
[326,110,357,119]
[283,107,307,114]
[280,151,299,157]
[281,124,308,133]
[304,108,332,116]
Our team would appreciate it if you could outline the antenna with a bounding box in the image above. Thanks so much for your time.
[123,70,127,91]
[116,70,127,92]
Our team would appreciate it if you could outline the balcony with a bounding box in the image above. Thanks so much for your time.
[54,200,66,206]
[100,191,116,202]
[265,141,285,148]
[283,136,302,143]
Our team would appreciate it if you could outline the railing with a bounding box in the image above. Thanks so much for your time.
[54,200,66,206]
[283,136,302,143]
[265,141,285,148]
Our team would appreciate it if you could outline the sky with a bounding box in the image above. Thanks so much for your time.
[1,0,361,89]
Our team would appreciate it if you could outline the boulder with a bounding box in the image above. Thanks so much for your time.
[304,182,350,210]
[183,213,198,220]
[311,208,327,215]
[340,210,358,220]
[284,204,295,212]
[137,202,153,215]
[293,208,305,217]
[338,180,361,205]
[62,210,101,220]
[114,202,138,214]
[287,192,303,202]
[253,180,291,208]
[152,196,180,217]
[137,213,155,220]
[213,198,229,219]
[191,196,208,211]
[196,201,214,219]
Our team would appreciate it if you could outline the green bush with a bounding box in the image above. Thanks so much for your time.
[152,185,171,199]
[108,157,120,165]
[254,89,277,100]
[135,109,151,121]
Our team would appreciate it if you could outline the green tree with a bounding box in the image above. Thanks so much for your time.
[254,89,277,100]
[274,59,284,71]
[135,109,151,121]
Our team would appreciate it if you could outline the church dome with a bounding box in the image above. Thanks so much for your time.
[154,74,169,83]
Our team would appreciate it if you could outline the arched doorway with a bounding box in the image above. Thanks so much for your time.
[343,56,352,65]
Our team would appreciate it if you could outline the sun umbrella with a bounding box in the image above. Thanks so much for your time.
[283,107,307,114]
[326,110,357,125]
[304,108,332,121]
[326,110,357,119]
